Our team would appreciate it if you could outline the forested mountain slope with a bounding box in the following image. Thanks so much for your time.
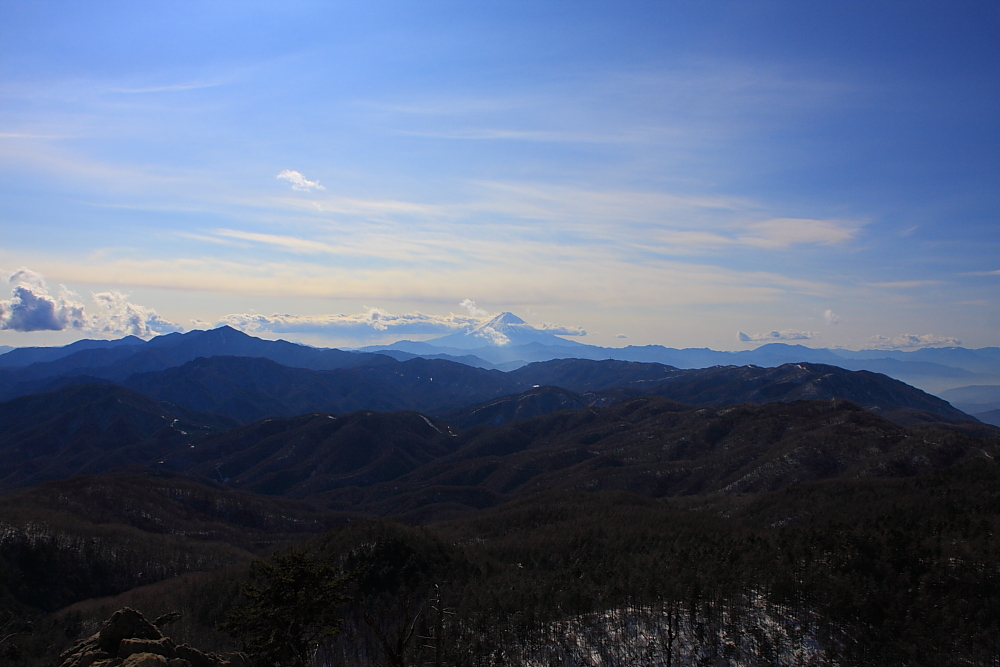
[0,384,236,492]
[315,397,996,520]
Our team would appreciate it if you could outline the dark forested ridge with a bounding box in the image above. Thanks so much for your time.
[1,387,994,508]
[441,385,591,429]
[644,362,973,423]
[0,384,237,492]
[0,337,998,666]
[315,397,996,520]
[165,409,460,498]
[0,352,979,429]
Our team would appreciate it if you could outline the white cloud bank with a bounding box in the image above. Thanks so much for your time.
[738,330,819,342]
[217,300,586,341]
[276,169,325,192]
[218,308,480,337]
[867,334,961,350]
[0,269,181,338]
[534,323,587,336]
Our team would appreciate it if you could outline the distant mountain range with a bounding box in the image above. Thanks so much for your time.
[0,322,993,449]
[939,384,1000,412]
[356,313,1000,395]
[4,316,998,396]
[0,339,978,429]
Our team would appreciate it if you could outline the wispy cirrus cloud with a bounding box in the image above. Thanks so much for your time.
[3,249,831,313]
[640,220,859,255]
[870,280,942,289]
[108,81,223,94]
[463,183,862,254]
[393,127,670,145]
[737,218,859,249]
[471,181,750,226]
[0,132,68,139]
[214,229,337,254]
[738,329,819,342]
[223,178,862,260]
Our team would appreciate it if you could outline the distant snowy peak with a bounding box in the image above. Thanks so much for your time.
[426,312,582,349]
[483,312,526,328]
[473,312,526,345]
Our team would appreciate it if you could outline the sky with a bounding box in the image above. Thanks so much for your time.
[0,1,997,351]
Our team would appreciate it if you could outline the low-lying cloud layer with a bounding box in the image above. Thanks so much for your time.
[0,269,181,337]
[217,301,586,342]
[868,334,962,350]
[738,330,819,342]
[534,323,587,336]
[217,308,480,337]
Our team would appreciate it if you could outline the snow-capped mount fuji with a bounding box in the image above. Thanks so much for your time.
[425,312,584,349]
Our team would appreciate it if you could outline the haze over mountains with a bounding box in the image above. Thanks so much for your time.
[3,313,998,396]
[357,312,1000,394]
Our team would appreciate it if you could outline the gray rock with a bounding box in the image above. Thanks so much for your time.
[60,608,246,667]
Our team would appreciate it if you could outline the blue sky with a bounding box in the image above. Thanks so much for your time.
[0,1,997,350]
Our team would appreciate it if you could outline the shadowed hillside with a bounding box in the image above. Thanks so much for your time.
[317,397,997,520]
[0,384,237,492]
[163,410,459,498]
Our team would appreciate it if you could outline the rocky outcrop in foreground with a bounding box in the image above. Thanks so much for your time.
[59,608,246,667]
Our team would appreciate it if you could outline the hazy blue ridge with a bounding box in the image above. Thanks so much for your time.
[0,336,144,367]
[357,339,1000,395]
[974,409,1000,428]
